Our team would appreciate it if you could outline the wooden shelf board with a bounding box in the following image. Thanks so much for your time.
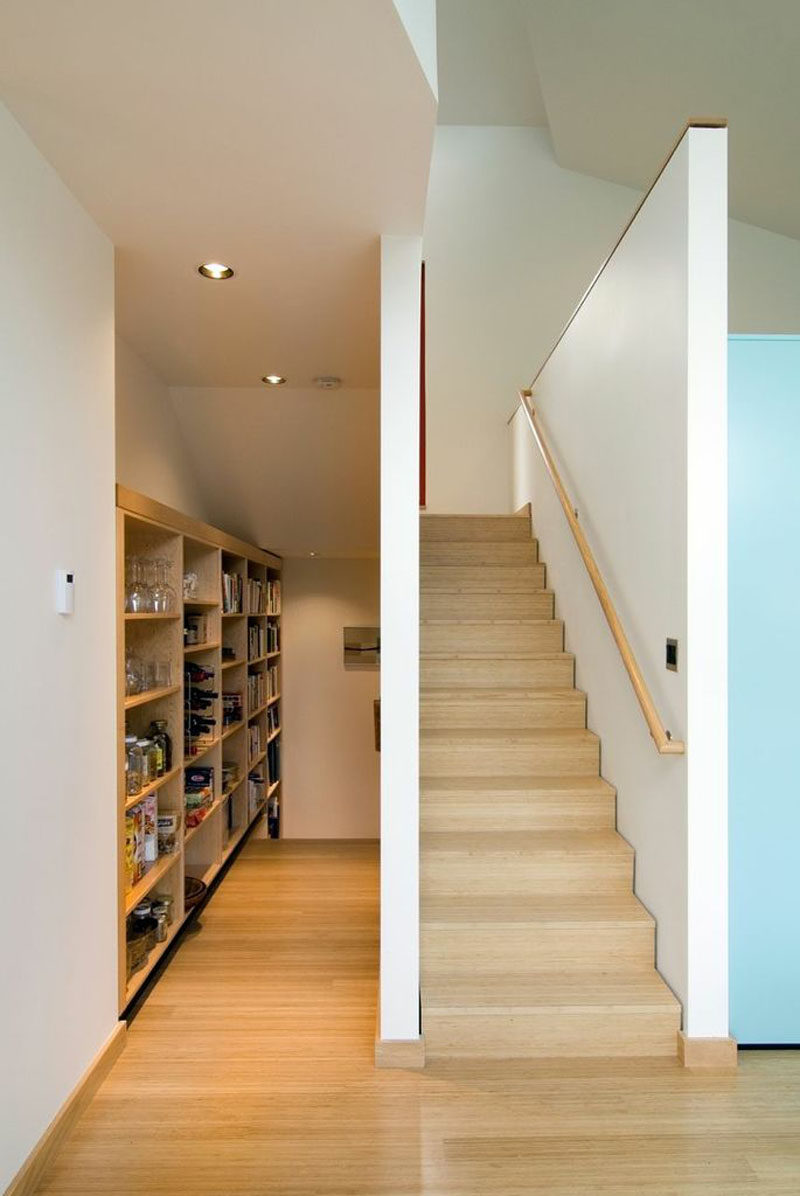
[247,654,266,666]
[124,613,181,622]
[267,693,281,707]
[124,684,180,710]
[267,779,281,798]
[222,721,245,741]
[221,658,246,670]
[267,651,281,658]
[267,728,281,743]
[184,737,221,764]
[184,641,221,655]
[248,702,268,721]
[249,750,267,769]
[221,827,246,861]
[124,852,180,915]
[184,599,219,608]
[184,801,222,844]
[124,914,185,1005]
[222,611,245,618]
[124,765,182,812]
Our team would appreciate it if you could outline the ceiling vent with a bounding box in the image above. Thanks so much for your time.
[314,376,342,390]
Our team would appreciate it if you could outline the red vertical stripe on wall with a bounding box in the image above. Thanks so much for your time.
[420,261,426,508]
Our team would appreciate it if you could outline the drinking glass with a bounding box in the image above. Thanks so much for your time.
[125,557,148,614]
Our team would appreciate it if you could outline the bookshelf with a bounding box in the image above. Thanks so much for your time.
[117,486,282,1012]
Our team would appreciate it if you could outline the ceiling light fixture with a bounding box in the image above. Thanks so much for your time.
[309,552,317,557]
[261,374,287,386]
[198,261,234,280]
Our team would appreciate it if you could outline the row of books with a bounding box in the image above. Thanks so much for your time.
[267,737,281,786]
[267,704,280,735]
[222,570,244,614]
[248,623,265,660]
[248,723,262,763]
[247,671,267,713]
[266,622,279,653]
[246,577,267,614]
[267,579,281,615]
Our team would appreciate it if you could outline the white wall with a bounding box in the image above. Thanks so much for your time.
[425,125,800,514]
[511,127,728,1037]
[281,557,380,839]
[393,0,438,98]
[0,104,117,1188]
[116,336,209,521]
[379,235,421,1043]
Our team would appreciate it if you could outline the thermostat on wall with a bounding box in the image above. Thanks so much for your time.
[56,569,75,615]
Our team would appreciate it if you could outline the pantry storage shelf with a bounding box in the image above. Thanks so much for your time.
[124,684,181,710]
[125,851,179,916]
[124,764,183,812]
[117,485,282,1014]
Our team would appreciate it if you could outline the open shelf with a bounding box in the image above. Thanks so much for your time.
[249,749,267,769]
[124,684,181,710]
[125,915,182,1005]
[267,693,281,706]
[267,727,281,744]
[222,720,245,741]
[184,641,221,655]
[124,764,183,812]
[185,800,222,844]
[124,851,179,916]
[247,702,268,721]
[184,736,221,764]
[125,613,181,622]
[267,651,280,659]
[222,657,246,670]
[247,654,266,666]
[268,779,281,799]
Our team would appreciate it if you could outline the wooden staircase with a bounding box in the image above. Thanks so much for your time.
[420,511,681,1059]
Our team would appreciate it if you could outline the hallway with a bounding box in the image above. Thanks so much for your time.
[36,840,800,1195]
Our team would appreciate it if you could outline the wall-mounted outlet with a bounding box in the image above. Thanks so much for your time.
[666,638,678,672]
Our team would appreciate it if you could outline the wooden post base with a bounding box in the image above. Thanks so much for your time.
[678,1030,738,1068]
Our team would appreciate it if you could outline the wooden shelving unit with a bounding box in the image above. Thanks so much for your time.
[117,485,282,1013]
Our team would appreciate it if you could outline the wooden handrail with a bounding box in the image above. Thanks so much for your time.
[518,391,684,755]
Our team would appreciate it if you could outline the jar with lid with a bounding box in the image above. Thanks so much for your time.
[126,735,144,797]
[151,900,169,942]
[137,739,159,784]
[153,891,175,924]
[149,720,172,774]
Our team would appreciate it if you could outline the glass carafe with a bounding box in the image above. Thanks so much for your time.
[152,558,176,613]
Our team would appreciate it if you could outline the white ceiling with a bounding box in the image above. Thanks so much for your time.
[520,0,800,241]
[436,0,547,125]
[170,386,379,558]
[0,0,436,388]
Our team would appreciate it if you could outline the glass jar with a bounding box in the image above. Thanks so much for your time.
[126,736,144,796]
[137,738,159,784]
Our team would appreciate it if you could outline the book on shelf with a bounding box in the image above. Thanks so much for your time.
[222,571,244,614]
[248,622,265,660]
[267,579,281,615]
[267,737,281,786]
[246,577,266,614]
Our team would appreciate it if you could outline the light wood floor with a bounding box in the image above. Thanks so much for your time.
[37,840,800,1194]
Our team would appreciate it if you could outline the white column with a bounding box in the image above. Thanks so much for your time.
[379,235,421,1042]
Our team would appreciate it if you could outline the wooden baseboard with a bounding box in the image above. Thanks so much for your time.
[5,1021,126,1196]
[677,1031,738,1069]
[374,1035,425,1069]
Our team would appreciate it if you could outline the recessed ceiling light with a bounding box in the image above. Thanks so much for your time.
[198,261,234,280]
[309,552,317,557]
[261,375,287,386]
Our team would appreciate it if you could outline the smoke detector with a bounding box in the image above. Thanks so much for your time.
[314,376,342,390]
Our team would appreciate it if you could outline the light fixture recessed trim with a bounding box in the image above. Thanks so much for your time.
[261,374,287,386]
[198,261,234,280]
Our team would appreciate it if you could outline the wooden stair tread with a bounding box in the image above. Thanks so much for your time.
[422,828,631,855]
[423,970,680,1012]
[422,893,654,927]
[421,617,561,626]
[421,774,615,795]
[421,727,599,745]
[421,686,585,700]
[421,650,574,661]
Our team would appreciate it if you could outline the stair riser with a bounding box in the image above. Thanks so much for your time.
[420,693,586,730]
[421,794,615,832]
[422,590,554,620]
[421,622,564,655]
[422,542,539,566]
[421,565,547,591]
[421,739,599,777]
[422,924,655,975]
[421,516,531,543]
[422,656,574,689]
[421,852,632,897]
[423,1009,681,1059]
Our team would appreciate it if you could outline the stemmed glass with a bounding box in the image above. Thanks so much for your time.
[125,557,149,613]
